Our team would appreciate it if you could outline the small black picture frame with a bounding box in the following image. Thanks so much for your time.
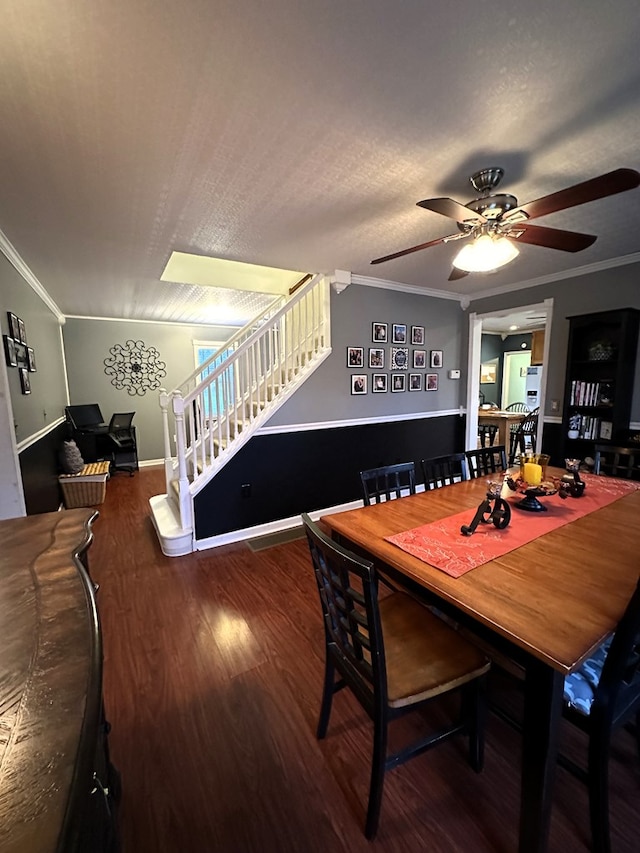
[19,367,31,394]
[411,325,425,345]
[372,322,388,343]
[430,349,443,368]
[391,373,406,392]
[372,373,387,393]
[3,335,17,367]
[7,312,20,341]
[413,349,426,369]
[409,373,423,391]
[26,346,37,372]
[347,346,364,368]
[368,347,384,369]
[17,318,27,345]
[426,373,438,391]
[392,323,407,344]
[351,374,367,395]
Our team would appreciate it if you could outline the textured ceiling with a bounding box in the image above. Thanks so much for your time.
[1,1,640,325]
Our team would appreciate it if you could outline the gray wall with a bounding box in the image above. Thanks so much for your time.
[268,283,466,426]
[0,253,67,444]
[63,318,241,460]
[62,286,467,461]
[469,262,640,422]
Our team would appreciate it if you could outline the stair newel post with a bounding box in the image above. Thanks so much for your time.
[159,388,174,490]
[171,392,192,531]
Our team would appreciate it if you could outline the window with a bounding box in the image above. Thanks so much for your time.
[193,340,233,419]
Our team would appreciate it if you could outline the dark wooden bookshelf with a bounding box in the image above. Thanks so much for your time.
[562,308,639,462]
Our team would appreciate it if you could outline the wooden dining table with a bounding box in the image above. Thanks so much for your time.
[321,471,640,853]
[478,408,526,448]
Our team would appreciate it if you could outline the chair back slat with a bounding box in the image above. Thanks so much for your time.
[302,514,386,706]
[594,445,640,480]
[421,453,469,489]
[465,446,508,479]
[596,577,640,721]
[359,462,416,506]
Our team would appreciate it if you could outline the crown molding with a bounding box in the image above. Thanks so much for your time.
[468,251,640,303]
[0,228,65,323]
[351,274,464,303]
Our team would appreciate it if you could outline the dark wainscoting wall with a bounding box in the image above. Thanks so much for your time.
[194,414,464,539]
[19,422,70,515]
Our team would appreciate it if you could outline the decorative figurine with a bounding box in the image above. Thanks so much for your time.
[461,480,511,536]
[558,458,586,498]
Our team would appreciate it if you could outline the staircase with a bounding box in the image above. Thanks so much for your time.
[150,274,331,555]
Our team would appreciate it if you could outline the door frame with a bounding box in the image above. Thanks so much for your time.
[465,297,554,453]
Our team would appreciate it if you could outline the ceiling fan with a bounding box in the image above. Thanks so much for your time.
[371,167,640,280]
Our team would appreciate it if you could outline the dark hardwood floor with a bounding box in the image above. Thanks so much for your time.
[90,468,639,852]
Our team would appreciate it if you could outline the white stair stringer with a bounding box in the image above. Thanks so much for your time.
[150,273,331,556]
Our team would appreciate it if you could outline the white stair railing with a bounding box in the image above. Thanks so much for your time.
[159,274,330,532]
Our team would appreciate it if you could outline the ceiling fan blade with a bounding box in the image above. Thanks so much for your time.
[417,197,487,225]
[503,168,640,222]
[370,234,456,265]
[511,224,597,252]
[448,267,469,281]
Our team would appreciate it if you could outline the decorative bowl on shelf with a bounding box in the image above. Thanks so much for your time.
[588,342,614,362]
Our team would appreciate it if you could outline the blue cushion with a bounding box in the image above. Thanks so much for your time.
[563,639,612,716]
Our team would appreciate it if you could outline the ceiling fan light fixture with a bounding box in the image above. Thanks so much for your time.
[452,234,519,273]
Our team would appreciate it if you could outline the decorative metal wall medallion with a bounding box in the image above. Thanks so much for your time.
[104,340,167,396]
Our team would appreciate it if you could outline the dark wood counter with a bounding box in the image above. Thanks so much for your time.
[0,509,119,853]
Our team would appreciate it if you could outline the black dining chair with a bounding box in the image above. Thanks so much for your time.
[421,452,469,489]
[465,446,508,479]
[594,445,640,480]
[301,513,490,840]
[561,576,640,853]
[359,462,416,506]
[508,408,539,464]
[478,401,500,448]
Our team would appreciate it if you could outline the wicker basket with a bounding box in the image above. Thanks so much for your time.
[59,461,111,508]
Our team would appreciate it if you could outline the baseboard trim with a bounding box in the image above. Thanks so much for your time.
[194,484,426,551]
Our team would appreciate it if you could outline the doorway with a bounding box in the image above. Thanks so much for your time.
[465,298,553,453]
[502,351,531,409]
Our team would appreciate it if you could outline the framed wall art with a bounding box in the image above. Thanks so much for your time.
[409,373,423,391]
[372,322,388,343]
[392,323,407,344]
[18,318,27,345]
[19,367,31,394]
[480,362,497,383]
[351,374,367,394]
[390,347,408,369]
[413,349,426,369]
[426,373,438,391]
[411,325,425,345]
[391,373,406,392]
[347,346,364,368]
[7,312,20,341]
[368,347,384,369]
[372,373,387,393]
[430,349,443,368]
[26,347,37,372]
[3,335,17,367]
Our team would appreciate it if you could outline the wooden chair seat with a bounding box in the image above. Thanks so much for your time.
[380,593,490,708]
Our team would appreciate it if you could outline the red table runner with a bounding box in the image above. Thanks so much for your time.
[386,474,640,578]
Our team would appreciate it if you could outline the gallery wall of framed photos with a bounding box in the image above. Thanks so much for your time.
[4,311,37,394]
[347,320,443,395]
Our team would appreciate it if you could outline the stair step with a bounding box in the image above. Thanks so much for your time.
[149,494,192,557]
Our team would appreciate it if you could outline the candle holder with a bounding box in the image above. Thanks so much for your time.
[461,480,511,536]
[558,458,586,499]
